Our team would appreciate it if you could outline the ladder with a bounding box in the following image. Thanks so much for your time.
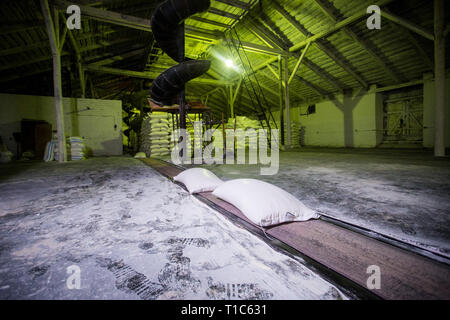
[225,29,278,147]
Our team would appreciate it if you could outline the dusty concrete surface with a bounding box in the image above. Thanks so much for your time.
[0,157,347,300]
[185,148,450,257]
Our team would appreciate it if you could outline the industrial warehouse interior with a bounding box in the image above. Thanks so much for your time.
[0,0,449,304]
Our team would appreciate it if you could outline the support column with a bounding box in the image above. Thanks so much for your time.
[41,0,66,163]
[284,56,291,148]
[229,85,234,119]
[434,0,446,157]
[278,55,285,146]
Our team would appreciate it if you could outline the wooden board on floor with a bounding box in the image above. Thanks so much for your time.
[140,157,450,300]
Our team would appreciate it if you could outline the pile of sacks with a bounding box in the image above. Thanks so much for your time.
[67,136,86,160]
[226,116,264,150]
[51,136,87,161]
[140,112,171,157]
[285,121,301,148]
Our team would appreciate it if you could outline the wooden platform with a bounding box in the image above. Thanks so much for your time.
[141,158,450,300]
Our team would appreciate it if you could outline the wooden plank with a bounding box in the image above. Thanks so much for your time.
[141,158,450,300]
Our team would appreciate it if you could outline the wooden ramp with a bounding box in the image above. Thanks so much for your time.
[141,158,450,300]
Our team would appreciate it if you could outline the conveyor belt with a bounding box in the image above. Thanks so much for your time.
[141,158,450,300]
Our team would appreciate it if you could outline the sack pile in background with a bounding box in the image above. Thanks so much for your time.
[51,136,87,161]
[286,121,301,148]
[140,112,171,157]
[67,136,86,160]
[225,116,264,150]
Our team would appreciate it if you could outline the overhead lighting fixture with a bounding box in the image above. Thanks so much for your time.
[225,59,234,68]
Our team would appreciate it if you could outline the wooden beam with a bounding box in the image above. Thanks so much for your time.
[247,19,287,50]
[303,57,345,91]
[288,41,310,85]
[296,75,329,97]
[273,0,368,88]
[215,0,250,10]
[89,48,146,66]
[41,0,66,163]
[289,0,394,53]
[188,16,229,29]
[381,10,434,41]
[312,0,401,84]
[226,39,287,56]
[208,7,241,20]
[51,0,221,42]
[374,80,424,93]
[344,28,402,83]
[84,65,234,86]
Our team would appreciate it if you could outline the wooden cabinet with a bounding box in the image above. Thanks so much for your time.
[21,120,52,159]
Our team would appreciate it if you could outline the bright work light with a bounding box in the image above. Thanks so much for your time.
[225,59,234,68]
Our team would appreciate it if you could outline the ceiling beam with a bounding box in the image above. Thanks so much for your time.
[84,65,235,86]
[313,0,402,84]
[289,0,394,53]
[215,0,251,10]
[381,10,434,41]
[272,0,368,88]
[247,18,287,50]
[208,7,241,20]
[226,39,288,56]
[188,16,230,29]
[89,48,146,66]
[51,0,221,42]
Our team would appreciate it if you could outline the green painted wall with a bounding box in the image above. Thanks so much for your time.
[0,93,123,157]
[271,89,383,148]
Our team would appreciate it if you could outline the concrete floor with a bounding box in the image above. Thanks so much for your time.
[0,148,449,299]
[0,157,348,300]
[186,148,450,257]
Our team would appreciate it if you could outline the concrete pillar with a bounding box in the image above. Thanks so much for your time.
[434,0,446,156]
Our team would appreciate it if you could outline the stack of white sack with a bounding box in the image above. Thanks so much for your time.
[225,116,263,150]
[67,136,86,161]
[139,114,152,156]
[149,112,170,157]
[285,121,301,148]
